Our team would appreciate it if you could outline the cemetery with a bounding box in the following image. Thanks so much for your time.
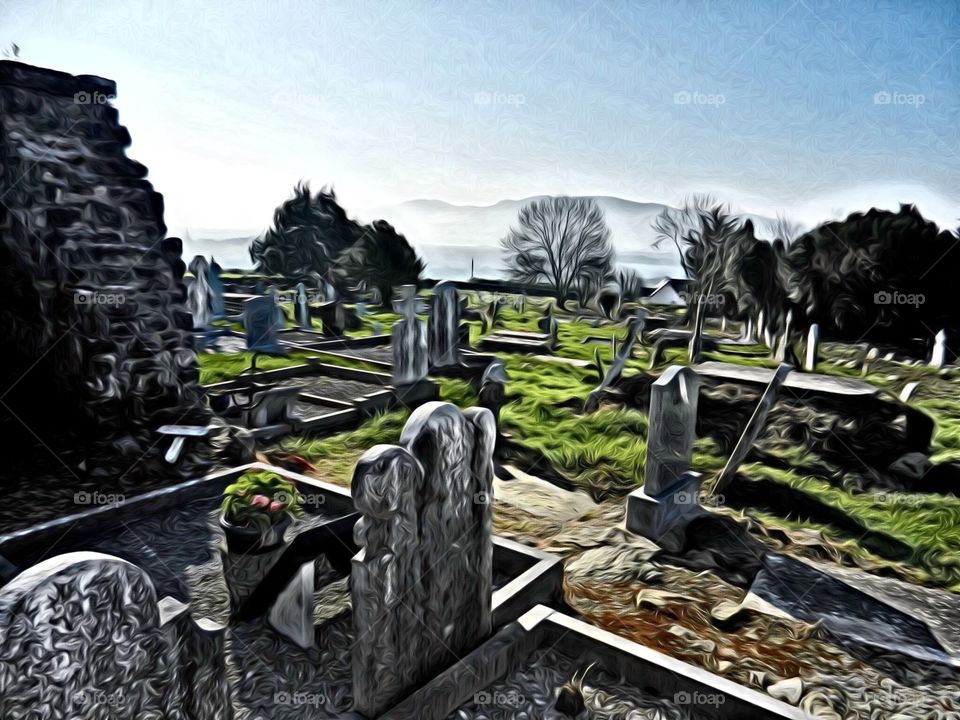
[1,56,960,720]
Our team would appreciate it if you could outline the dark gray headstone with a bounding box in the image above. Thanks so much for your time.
[428,281,461,368]
[244,295,284,353]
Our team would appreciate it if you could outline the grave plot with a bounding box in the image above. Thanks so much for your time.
[206,360,437,439]
[479,329,554,354]
[387,606,807,720]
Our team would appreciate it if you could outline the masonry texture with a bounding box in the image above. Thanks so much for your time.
[0,61,210,476]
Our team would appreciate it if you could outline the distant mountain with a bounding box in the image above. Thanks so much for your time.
[177,195,782,279]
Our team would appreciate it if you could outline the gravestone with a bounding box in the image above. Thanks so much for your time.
[742,316,756,343]
[688,299,705,363]
[774,309,793,362]
[244,295,285,353]
[930,329,948,368]
[429,281,462,369]
[804,323,820,372]
[188,255,213,328]
[391,285,429,386]
[479,359,509,450]
[0,552,230,720]
[294,282,311,329]
[538,305,559,349]
[317,301,345,336]
[585,313,645,412]
[209,257,225,320]
[352,402,494,717]
[626,365,702,550]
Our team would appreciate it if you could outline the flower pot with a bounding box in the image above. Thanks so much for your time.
[220,512,292,554]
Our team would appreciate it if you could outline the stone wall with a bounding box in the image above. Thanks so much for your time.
[0,61,209,476]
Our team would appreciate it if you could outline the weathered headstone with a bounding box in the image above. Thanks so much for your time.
[478,359,509,440]
[391,285,429,386]
[538,304,559,349]
[930,329,948,369]
[187,255,213,329]
[0,552,230,720]
[428,281,462,368]
[804,323,820,372]
[713,363,792,494]
[688,298,705,363]
[585,313,645,412]
[774,309,793,362]
[294,282,311,329]
[742,316,756,343]
[208,257,225,320]
[626,365,702,550]
[317,301,345,336]
[352,402,494,717]
[244,295,284,353]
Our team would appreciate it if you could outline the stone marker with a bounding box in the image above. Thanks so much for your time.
[266,560,314,649]
[688,298,705,363]
[774,309,793,362]
[391,285,429,386]
[931,329,948,368]
[585,313,645,412]
[187,255,213,329]
[804,323,820,372]
[428,280,461,369]
[294,282,311,329]
[244,295,285,353]
[208,257,225,320]
[714,362,792,494]
[899,381,920,403]
[352,402,494,717]
[742,316,756,343]
[0,552,230,720]
[626,365,702,551]
[317,301,345,336]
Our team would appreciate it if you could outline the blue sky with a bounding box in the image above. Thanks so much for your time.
[3,0,959,233]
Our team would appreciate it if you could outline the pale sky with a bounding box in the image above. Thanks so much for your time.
[3,0,959,233]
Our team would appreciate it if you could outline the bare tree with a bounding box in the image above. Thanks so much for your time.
[501,196,614,308]
[651,193,716,278]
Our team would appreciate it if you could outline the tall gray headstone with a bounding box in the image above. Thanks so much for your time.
[208,258,225,320]
[187,255,212,329]
[931,329,948,368]
[351,402,494,717]
[244,295,284,353]
[0,552,230,720]
[626,365,702,551]
[391,285,429,386]
[428,281,461,369]
[804,323,820,372]
[774,309,793,362]
[294,282,311,330]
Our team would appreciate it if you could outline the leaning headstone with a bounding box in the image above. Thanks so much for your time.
[294,282,311,329]
[244,295,284,353]
[714,363,792,494]
[930,329,948,369]
[391,285,429,386]
[804,323,820,372]
[688,298,705,363]
[0,552,230,720]
[352,402,494,717]
[585,313,645,412]
[429,281,461,369]
[187,255,213,329]
[626,365,702,551]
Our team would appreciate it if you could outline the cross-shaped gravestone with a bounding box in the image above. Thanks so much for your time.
[391,285,429,385]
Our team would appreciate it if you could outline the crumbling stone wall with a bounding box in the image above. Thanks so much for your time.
[0,61,209,475]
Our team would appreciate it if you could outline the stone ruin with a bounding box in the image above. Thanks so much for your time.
[0,552,230,720]
[0,61,209,476]
[352,401,495,716]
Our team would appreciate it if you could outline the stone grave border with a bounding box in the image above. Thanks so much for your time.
[384,604,813,720]
[0,463,562,629]
[205,359,438,436]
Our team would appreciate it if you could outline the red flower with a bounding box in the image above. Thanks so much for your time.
[250,494,270,508]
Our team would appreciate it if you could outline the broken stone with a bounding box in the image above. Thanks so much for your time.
[888,452,931,483]
[768,677,804,705]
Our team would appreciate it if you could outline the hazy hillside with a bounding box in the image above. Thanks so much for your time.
[180,195,781,280]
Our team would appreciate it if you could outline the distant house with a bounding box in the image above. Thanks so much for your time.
[641,277,690,306]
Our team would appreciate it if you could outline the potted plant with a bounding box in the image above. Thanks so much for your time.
[219,470,304,553]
